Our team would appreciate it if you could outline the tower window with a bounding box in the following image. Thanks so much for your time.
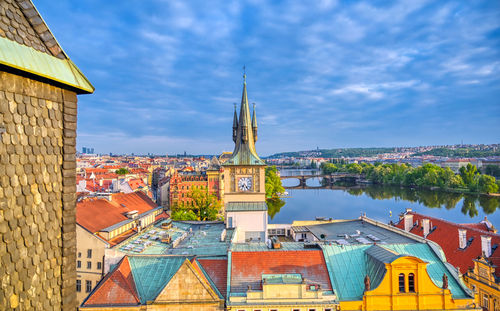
[399,273,405,292]
[408,273,415,292]
[76,280,81,292]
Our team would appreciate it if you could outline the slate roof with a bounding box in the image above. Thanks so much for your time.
[229,250,332,293]
[394,211,500,278]
[0,1,94,93]
[226,202,267,212]
[321,243,471,301]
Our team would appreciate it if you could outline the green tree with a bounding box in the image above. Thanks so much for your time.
[187,187,223,220]
[484,165,500,178]
[115,168,130,175]
[310,160,317,169]
[459,164,478,187]
[265,166,285,199]
[171,187,222,221]
[477,174,499,194]
[171,209,197,221]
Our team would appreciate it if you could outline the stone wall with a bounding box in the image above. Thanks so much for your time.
[0,70,77,310]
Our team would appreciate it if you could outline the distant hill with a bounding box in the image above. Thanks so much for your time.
[268,147,396,158]
[413,148,500,158]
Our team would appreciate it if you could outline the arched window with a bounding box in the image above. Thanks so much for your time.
[399,273,405,292]
[408,273,415,292]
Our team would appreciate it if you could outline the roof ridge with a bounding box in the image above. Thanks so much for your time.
[15,0,66,59]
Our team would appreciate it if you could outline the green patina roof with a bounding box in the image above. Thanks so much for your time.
[224,78,265,166]
[226,202,267,212]
[321,243,471,301]
[128,256,185,303]
[0,36,94,94]
[262,273,303,284]
[365,245,403,290]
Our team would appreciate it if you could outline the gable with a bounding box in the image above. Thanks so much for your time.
[83,257,140,306]
[129,256,185,304]
[155,260,219,303]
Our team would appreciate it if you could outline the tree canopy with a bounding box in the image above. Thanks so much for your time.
[171,187,223,221]
[265,166,285,199]
[115,168,130,175]
[320,161,498,195]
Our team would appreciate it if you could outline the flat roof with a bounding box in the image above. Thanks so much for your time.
[306,219,416,245]
[116,220,233,256]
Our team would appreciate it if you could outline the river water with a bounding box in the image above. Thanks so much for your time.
[269,169,500,226]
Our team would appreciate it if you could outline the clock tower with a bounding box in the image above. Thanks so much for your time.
[222,73,268,242]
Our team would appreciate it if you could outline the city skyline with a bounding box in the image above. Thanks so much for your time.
[35,0,500,156]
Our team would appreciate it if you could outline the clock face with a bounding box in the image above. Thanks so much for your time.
[238,177,252,191]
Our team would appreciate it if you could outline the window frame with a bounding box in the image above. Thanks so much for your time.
[87,261,92,269]
[398,273,406,293]
[86,280,92,293]
[97,262,102,270]
[77,260,81,268]
[87,249,92,258]
[76,279,81,292]
[408,273,415,292]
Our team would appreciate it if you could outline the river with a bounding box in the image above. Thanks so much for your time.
[268,169,500,226]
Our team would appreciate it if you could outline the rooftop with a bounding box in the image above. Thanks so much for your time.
[322,243,471,301]
[117,220,234,257]
[306,219,417,245]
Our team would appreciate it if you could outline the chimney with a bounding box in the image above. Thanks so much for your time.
[422,219,430,237]
[458,229,467,249]
[404,214,413,232]
[481,236,492,257]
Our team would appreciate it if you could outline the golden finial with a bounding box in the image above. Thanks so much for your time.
[243,65,246,84]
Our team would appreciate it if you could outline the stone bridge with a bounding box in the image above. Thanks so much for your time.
[280,173,366,188]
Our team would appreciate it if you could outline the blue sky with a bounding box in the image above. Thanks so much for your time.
[35,0,500,155]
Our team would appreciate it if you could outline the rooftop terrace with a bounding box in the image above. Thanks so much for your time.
[116,220,233,256]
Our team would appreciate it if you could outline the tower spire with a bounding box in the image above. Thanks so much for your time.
[232,103,238,142]
[252,103,258,142]
[226,71,264,166]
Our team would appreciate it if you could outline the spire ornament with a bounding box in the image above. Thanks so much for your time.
[252,103,258,142]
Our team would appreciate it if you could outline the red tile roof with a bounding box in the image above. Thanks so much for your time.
[83,257,140,306]
[198,258,228,298]
[230,250,332,292]
[128,178,146,191]
[395,212,500,277]
[76,192,157,234]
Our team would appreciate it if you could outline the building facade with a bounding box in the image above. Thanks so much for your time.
[222,75,268,243]
[0,1,93,309]
[395,210,499,310]
[76,192,163,304]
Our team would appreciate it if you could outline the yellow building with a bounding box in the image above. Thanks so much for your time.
[463,256,500,310]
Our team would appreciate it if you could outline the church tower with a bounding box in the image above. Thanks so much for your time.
[223,73,268,243]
